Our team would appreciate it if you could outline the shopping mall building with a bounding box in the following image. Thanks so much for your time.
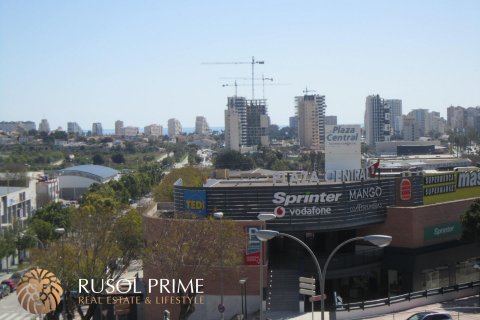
[142,166,480,319]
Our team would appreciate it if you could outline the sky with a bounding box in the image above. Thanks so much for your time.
[1,0,479,130]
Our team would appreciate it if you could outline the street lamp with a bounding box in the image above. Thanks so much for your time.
[213,212,225,320]
[256,231,392,320]
[54,227,66,319]
[19,232,45,250]
[239,278,248,319]
[256,213,276,320]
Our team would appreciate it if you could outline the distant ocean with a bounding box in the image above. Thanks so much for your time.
[100,127,224,135]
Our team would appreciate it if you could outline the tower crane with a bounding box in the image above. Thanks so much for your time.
[303,86,316,95]
[202,56,264,100]
[221,75,273,99]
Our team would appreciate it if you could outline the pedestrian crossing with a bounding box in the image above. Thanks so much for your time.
[0,313,35,320]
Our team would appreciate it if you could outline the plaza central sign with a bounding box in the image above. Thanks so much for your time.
[272,168,371,185]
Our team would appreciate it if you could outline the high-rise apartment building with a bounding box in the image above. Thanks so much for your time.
[385,99,402,136]
[402,116,418,141]
[364,95,391,146]
[168,119,182,138]
[227,97,248,146]
[92,123,103,136]
[289,116,298,133]
[144,124,163,137]
[115,120,124,136]
[0,121,36,133]
[67,122,83,135]
[225,108,241,151]
[407,109,429,137]
[195,116,210,135]
[38,119,50,133]
[224,97,270,151]
[295,94,326,150]
[123,126,139,137]
[246,100,269,146]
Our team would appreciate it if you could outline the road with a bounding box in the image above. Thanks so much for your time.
[0,292,35,319]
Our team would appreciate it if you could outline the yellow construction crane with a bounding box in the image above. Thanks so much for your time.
[202,56,265,100]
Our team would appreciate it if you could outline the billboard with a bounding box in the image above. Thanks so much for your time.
[245,226,261,265]
[423,170,480,205]
[325,125,361,172]
[183,190,207,216]
[175,178,396,231]
[424,221,463,241]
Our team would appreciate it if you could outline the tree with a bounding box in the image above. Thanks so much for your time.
[214,150,255,170]
[32,193,143,320]
[144,214,244,319]
[0,230,17,271]
[111,153,125,164]
[92,154,105,165]
[152,167,208,202]
[461,198,480,243]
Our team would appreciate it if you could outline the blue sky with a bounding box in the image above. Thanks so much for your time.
[1,1,479,130]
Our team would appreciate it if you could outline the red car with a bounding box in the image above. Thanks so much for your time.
[1,279,17,291]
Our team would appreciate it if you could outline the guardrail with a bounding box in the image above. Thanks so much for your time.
[336,280,480,311]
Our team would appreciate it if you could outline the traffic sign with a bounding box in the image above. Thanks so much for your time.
[299,277,316,284]
[218,303,225,313]
[309,294,327,302]
[299,288,315,296]
[299,282,316,290]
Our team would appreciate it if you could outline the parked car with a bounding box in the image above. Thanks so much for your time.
[10,271,24,284]
[406,312,453,320]
[1,279,17,292]
[0,283,10,298]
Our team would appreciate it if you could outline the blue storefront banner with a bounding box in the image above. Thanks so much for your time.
[184,190,207,216]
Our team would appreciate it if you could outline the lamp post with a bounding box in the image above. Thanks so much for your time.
[256,231,392,320]
[256,213,276,320]
[213,212,225,320]
[19,232,46,250]
[239,278,248,319]
[55,227,66,319]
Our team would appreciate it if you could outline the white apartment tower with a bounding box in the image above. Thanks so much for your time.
[224,96,269,150]
[385,99,402,136]
[195,116,210,135]
[364,95,391,146]
[295,94,326,150]
[92,123,103,136]
[67,122,82,135]
[168,118,182,138]
[38,119,50,133]
[115,120,124,136]
[225,108,241,151]
[144,124,163,137]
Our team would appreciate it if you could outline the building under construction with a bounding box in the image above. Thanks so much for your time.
[225,96,270,152]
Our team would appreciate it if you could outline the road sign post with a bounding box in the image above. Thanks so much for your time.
[299,277,316,320]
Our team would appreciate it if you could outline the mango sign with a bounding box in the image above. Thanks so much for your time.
[184,190,207,216]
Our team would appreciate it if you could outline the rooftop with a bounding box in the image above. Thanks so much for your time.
[0,186,26,197]
[60,165,119,182]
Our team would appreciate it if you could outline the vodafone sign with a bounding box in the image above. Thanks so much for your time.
[274,206,286,218]
[400,178,412,201]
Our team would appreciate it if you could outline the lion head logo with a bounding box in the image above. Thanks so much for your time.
[16,268,63,314]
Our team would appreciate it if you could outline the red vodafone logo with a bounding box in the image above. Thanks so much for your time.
[400,178,412,201]
[274,206,286,218]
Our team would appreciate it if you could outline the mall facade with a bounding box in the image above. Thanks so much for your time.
[163,167,480,318]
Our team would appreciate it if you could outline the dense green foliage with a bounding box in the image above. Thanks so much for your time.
[461,198,480,243]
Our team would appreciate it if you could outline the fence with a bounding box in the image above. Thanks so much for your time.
[335,280,480,320]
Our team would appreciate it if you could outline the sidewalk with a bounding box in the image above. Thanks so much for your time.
[0,264,20,281]
[263,295,479,320]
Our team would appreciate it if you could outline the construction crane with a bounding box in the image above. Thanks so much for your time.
[202,56,264,100]
[303,86,316,95]
[221,75,273,99]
